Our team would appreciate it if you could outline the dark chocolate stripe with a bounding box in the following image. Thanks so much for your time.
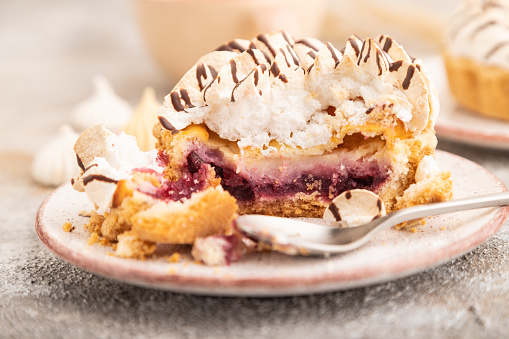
[471,20,497,39]
[179,89,195,108]
[296,39,320,51]
[196,63,208,91]
[246,49,260,65]
[378,35,385,43]
[376,50,383,75]
[270,62,280,77]
[84,163,98,172]
[485,40,509,59]
[208,65,218,79]
[326,43,340,67]
[328,204,342,222]
[260,64,268,72]
[83,174,118,186]
[76,154,85,171]
[286,45,300,65]
[366,106,375,114]
[357,40,367,65]
[158,116,179,134]
[230,60,239,83]
[389,60,403,72]
[345,191,352,199]
[402,65,415,90]
[215,40,247,52]
[282,31,294,45]
[377,198,382,211]
[254,69,259,86]
[278,74,288,83]
[307,63,314,73]
[170,91,185,112]
[348,37,361,57]
[363,42,371,63]
[307,50,317,59]
[281,48,292,67]
[382,37,393,53]
[257,34,276,56]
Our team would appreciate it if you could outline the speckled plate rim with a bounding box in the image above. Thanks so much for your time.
[35,151,509,297]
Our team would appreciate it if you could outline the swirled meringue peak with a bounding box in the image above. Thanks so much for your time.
[446,0,509,69]
[158,31,438,154]
[71,75,132,133]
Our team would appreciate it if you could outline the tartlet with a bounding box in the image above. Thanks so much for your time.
[444,0,509,120]
[71,31,452,263]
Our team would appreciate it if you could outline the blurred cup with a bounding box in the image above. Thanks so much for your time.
[133,0,326,80]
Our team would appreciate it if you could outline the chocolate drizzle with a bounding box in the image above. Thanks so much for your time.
[345,191,352,199]
[84,163,98,172]
[402,65,415,90]
[196,63,208,91]
[246,49,261,65]
[254,69,259,86]
[382,37,393,53]
[307,50,317,59]
[83,174,118,186]
[326,43,340,67]
[328,203,342,221]
[389,60,403,72]
[230,60,239,83]
[375,51,383,75]
[485,40,509,59]
[257,34,277,57]
[348,37,361,57]
[158,116,179,134]
[270,62,280,77]
[286,45,300,65]
[365,106,375,114]
[471,20,497,39]
[296,39,320,51]
[278,74,288,83]
[76,154,85,171]
[215,40,247,53]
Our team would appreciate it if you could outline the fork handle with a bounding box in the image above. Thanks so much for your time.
[391,191,509,224]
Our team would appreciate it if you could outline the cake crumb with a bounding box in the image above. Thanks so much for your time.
[87,232,100,245]
[63,222,75,232]
[168,268,178,275]
[410,227,417,233]
[168,252,181,263]
[441,226,447,231]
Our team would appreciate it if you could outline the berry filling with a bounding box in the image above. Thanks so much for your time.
[186,150,389,203]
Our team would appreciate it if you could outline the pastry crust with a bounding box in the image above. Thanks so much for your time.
[444,51,509,121]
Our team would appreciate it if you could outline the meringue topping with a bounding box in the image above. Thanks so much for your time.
[446,0,509,69]
[71,75,132,133]
[159,31,438,154]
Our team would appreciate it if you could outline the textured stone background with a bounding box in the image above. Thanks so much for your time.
[1,1,509,338]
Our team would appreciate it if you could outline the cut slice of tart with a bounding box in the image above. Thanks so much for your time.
[155,31,452,217]
[72,125,237,258]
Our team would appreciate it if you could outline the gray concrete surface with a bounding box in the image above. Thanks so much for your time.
[1,1,509,338]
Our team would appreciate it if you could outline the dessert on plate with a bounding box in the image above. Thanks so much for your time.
[71,31,452,264]
[444,0,509,121]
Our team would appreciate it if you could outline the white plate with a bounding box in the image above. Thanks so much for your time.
[35,151,508,297]
[425,55,509,150]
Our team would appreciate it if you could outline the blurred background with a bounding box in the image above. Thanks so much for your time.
[0,0,462,160]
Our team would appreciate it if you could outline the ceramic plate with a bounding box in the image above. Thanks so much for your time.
[425,56,509,150]
[35,151,509,297]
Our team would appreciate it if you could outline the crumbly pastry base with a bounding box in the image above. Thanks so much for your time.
[443,52,509,121]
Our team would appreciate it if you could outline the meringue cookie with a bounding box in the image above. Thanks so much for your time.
[31,124,80,187]
[72,125,164,212]
[71,75,132,132]
[123,87,160,151]
[415,155,440,182]
[323,189,386,227]
[158,31,438,152]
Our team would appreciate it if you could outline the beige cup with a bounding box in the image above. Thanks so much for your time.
[133,0,326,79]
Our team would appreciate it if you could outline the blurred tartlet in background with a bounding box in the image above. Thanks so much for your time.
[443,0,509,121]
[133,0,326,79]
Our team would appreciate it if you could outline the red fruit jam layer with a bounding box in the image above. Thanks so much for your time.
[186,148,390,203]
